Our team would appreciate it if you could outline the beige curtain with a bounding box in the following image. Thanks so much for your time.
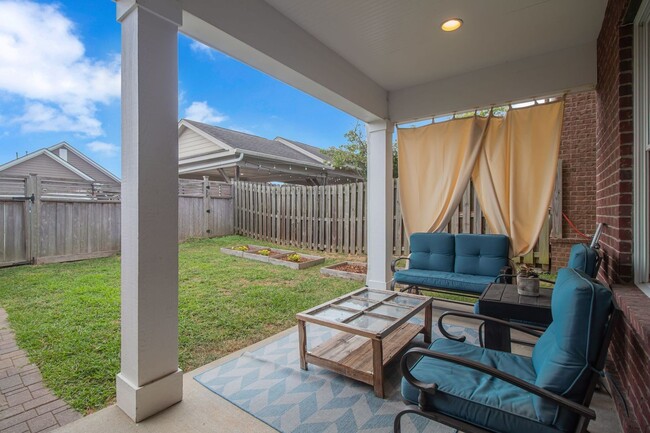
[397,116,489,235]
[472,101,565,255]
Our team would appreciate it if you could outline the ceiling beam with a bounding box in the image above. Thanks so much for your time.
[179,0,388,122]
[389,42,597,123]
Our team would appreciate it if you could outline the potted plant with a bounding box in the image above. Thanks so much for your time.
[517,264,540,297]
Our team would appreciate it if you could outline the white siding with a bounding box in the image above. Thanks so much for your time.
[1,154,84,180]
[179,129,227,159]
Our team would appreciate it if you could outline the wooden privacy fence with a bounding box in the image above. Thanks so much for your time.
[234,169,562,269]
[178,177,234,242]
[0,175,234,267]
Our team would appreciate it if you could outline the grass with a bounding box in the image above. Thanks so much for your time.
[0,235,361,414]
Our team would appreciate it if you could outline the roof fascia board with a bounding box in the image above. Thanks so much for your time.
[274,137,326,164]
[179,120,237,152]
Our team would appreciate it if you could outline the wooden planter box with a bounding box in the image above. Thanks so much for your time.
[220,245,293,263]
[268,253,325,270]
[221,245,323,269]
[320,261,367,281]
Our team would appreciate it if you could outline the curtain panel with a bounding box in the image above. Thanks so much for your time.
[397,101,564,257]
[397,116,489,235]
[472,101,564,256]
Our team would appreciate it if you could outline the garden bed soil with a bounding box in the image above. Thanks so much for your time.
[320,261,368,281]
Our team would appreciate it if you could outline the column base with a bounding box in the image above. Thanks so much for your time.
[116,368,183,422]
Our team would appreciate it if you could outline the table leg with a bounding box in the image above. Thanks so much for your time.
[423,303,432,344]
[372,339,384,398]
[484,320,511,352]
[298,320,308,370]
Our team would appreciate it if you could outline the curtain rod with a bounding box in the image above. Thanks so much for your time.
[394,92,568,127]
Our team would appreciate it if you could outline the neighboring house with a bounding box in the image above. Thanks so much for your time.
[0,142,120,183]
[178,119,362,185]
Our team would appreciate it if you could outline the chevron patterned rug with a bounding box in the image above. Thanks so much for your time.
[195,321,478,433]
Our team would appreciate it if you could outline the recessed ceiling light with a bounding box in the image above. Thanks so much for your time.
[441,18,463,32]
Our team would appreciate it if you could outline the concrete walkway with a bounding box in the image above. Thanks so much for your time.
[0,309,81,433]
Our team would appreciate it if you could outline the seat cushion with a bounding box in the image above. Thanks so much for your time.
[567,244,598,278]
[401,339,562,433]
[409,232,455,272]
[531,268,613,431]
[454,234,510,277]
[394,269,493,294]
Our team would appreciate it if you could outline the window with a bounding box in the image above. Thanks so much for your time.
[634,0,650,294]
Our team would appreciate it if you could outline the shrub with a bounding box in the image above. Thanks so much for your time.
[232,245,249,251]
[287,253,301,263]
[258,249,271,256]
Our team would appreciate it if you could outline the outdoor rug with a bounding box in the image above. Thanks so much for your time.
[195,321,479,433]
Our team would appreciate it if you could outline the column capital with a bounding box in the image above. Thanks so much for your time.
[366,119,393,134]
[116,0,182,26]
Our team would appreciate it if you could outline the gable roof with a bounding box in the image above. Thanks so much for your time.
[0,142,119,183]
[181,119,329,167]
[48,142,121,183]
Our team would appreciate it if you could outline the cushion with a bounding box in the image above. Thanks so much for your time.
[567,244,599,278]
[531,268,613,431]
[409,233,455,272]
[454,234,509,277]
[394,269,493,294]
[402,339,562,433]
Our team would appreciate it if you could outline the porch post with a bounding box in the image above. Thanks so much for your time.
[115,0,183,422]
[366,120,394,290]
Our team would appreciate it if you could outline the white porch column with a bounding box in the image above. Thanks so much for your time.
[115,0,183,422]
[366,120,394,290]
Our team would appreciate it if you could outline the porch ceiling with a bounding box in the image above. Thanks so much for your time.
[178,0,605,122]
[263,0,606,92]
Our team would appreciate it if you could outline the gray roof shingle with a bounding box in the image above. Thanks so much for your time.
[184,120,325,166]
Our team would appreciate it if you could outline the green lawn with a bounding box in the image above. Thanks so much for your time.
[0,235,362,414]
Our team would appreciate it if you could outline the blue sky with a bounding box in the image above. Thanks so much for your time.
[0,0,358,177]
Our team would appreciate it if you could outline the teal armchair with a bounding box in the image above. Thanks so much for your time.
[395,267,620,433]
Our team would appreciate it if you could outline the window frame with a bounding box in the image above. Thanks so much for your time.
[633,0,650,295]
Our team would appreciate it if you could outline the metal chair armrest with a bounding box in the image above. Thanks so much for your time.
[437,311,544,343]
[400,348,596,420]
[391,257,410,273]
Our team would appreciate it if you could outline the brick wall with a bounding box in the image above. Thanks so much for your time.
[596,0,634,284]
[550,91,598,273]
[608,285,650,433]
[596,1,648,433]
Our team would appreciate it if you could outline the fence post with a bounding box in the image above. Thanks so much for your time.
[203,176,211,237]
[26,174,41,264]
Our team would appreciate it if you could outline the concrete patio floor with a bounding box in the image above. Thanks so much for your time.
[55,300,623,433]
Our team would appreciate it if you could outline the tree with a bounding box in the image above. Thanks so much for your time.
[323,123,398,179]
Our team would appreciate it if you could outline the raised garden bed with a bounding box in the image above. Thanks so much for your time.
[221,245,323,269]
[269,253,325,270]
[320,261,367,281]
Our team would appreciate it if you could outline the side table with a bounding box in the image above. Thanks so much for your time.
[478,283,552,352]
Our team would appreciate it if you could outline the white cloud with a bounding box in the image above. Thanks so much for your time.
[86,141,119,157]
[189,40,215,58]
[184,101,228,124]
[0,1,120,137]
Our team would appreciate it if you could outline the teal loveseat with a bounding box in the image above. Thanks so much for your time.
[391,233,511,296]
[395,267,620,433]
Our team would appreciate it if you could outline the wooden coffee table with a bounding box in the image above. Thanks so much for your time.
[296,287,432,398]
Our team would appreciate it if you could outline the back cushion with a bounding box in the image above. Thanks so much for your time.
[567,243,598,278]
[453,234,509,277]
[408,233,455,272]
[531,268,613,429]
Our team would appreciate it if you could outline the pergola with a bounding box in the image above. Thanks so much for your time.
[114,0,605,422]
